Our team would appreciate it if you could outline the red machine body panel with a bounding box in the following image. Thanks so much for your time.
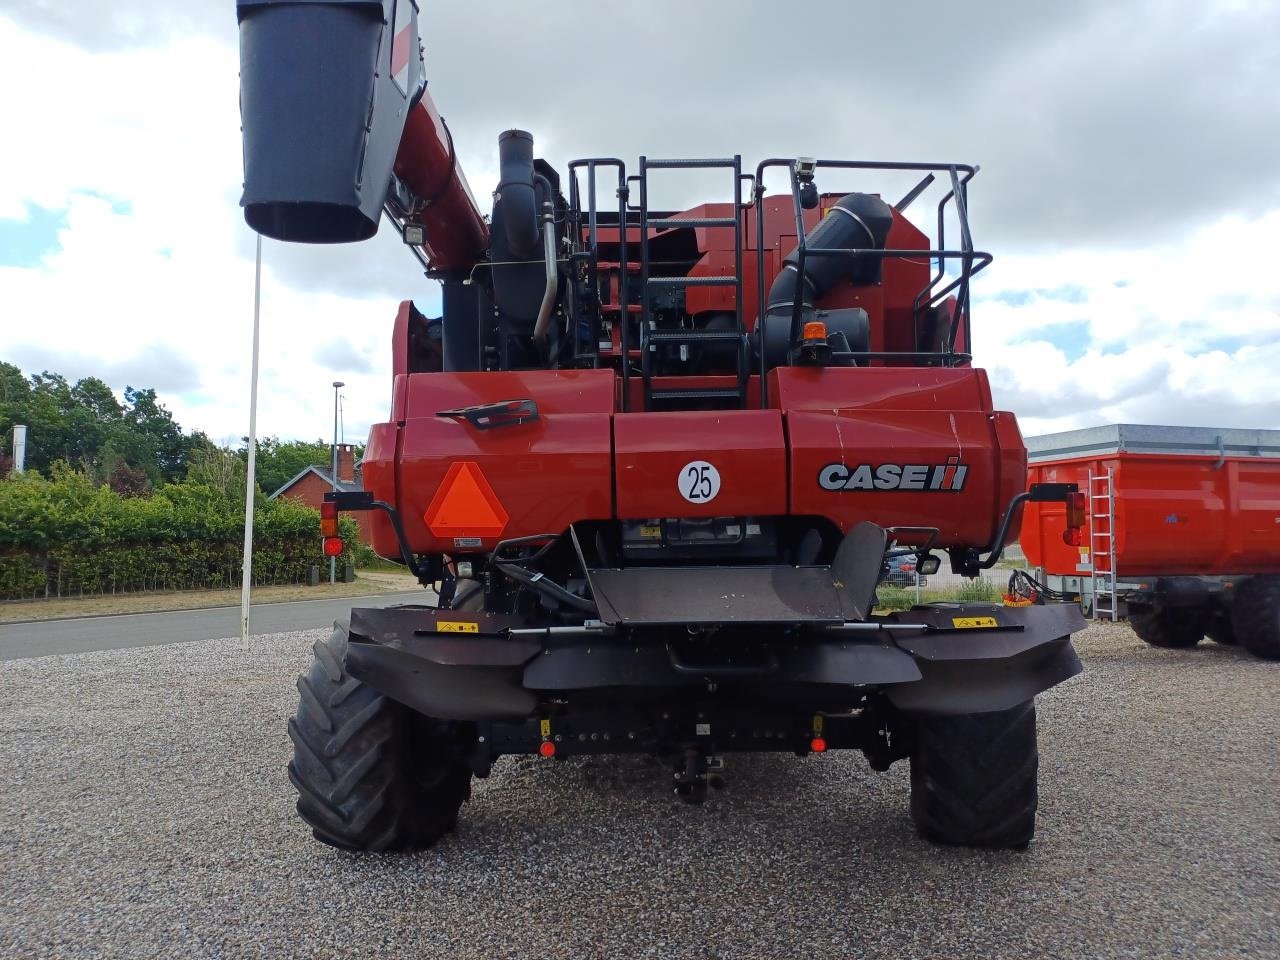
[363,365,1025,557]
[613,411,787,519]
[382,371,616,553]
[1021,425,1280,577]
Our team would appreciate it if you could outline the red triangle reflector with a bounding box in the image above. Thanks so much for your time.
[423,461,509,539]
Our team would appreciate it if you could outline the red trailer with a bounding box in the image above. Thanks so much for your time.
[1020,424,1280,660]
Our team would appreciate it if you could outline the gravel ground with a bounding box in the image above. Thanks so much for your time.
[1,622,1277,959]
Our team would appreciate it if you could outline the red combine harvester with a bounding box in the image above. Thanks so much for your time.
[1020,424,1280,660]
[236,0,1086,851]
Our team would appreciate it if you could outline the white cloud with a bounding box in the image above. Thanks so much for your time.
[0,4,1277,458]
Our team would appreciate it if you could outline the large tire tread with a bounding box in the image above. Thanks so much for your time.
[1231,576,1280,661]
[909,701,1039,849]
[287,624,472,851]
[1129,608,1205,648]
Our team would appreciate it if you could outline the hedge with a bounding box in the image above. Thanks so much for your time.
[0,468,360,600]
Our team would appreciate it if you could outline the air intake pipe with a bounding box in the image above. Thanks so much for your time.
[765,192,894,311]
[756,192,893,369]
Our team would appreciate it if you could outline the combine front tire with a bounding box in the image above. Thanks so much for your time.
[1231,577,1280,660]
[909,701,1038,849]
[1128,607,1205,648]
[287,623,473,851]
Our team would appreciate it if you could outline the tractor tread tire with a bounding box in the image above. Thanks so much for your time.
[1231,577,1280,661]
[287,623,471,851]
[1129,608,1205,649]
[909,701,1039,849]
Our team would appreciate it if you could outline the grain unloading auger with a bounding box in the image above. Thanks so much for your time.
[236,0,1085,850]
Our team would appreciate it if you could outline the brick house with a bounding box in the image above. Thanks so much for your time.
[268,444,376,546]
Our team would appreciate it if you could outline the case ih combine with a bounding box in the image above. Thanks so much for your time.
[236,0,1085,851]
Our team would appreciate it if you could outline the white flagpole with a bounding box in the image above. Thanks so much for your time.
[240,233,263,647]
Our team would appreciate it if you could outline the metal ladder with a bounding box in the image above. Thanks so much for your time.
[1088,468,1119,621]
[637,156,747,410]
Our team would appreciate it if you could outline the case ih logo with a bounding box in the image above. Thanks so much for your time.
[819,456,969,492]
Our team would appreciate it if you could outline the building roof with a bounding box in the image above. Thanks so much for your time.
[268,464,363,500]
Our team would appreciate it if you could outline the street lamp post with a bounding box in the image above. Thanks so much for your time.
[330,380,345,585]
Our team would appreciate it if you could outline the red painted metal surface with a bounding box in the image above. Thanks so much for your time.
[1023,452,1280,577]
[362,365,1023,557]
[393,91,489,271]
[613,411,787,519]
[368,371,616,554]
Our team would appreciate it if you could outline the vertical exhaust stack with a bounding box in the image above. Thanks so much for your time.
[236,0,423,243]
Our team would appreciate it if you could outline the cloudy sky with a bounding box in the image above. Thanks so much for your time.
[1,0,1278,448]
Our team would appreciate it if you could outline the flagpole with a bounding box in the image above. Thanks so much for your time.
[240,233,263,647]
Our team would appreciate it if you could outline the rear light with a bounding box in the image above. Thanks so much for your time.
[320,500,339,537]
[538,740,556,758]
[1062,527,1083,547]
[810,737,828,753]
[1065,491,1088,529]
[322,536,344,557]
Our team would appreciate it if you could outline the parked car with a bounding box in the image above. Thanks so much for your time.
[884,554,925,588]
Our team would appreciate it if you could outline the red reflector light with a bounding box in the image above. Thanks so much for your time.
[322,536,344,557]
[320,501,337,520]
[538,740,556,758]
[1062,527,1083,547]
[810,737,827,753]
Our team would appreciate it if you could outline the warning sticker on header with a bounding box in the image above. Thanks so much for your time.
[951,616,998,629]
[437,620,479,634]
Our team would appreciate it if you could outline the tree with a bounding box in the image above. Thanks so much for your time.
[248,437,363,495]
[0,364,199,482]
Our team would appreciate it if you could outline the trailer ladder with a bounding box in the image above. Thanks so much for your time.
[1088,468,1119,621]
[637,156,748,411]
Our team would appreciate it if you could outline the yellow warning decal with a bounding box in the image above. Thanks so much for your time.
[437,620,479,633]
[539,719,552,738]
[640,524,662,539]
[952,616,998,629]
[812,714,824,735]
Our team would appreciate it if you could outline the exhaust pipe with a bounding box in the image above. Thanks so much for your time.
[497,130,540,259]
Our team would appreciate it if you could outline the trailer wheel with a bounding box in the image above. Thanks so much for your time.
[1205,608,1237,645]
[1128,608,1205,648]
[909,701,1038,849]
[287,623,472,851]
[1231,577,1280,661]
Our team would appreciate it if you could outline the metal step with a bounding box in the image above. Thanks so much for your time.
[647,329,743,343]
[646,275,738,287]
[648,216,738,229]
[644,158,737,169]
[649,388,742,402]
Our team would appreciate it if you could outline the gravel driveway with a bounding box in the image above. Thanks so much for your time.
[1,622,1276,959]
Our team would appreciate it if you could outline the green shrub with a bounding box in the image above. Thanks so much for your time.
[0,468,359,600]
[875,585,915,612]
[955,578,1000,603]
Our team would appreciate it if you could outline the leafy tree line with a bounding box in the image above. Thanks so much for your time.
[0,362,371,600]
[0,362,361,494]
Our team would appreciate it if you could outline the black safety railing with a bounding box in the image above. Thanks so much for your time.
[567,159,629,382]
[753,159,992,408]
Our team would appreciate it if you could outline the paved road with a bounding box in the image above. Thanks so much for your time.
[0,591,429,661]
